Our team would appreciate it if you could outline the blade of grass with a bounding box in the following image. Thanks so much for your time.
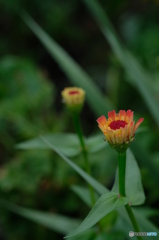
[21,11,114,116]
[0,198,81,235]
[16,133,81,157]
[83,0,159,127]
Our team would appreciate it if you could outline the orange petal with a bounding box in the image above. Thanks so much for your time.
[96,116,107,125]
[126,110,134,122]
[134,118,144,133]
[108,110,116,120]
[119,110,126,121]
[128,122,134,139]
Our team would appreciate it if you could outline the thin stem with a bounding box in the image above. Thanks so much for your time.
[118,151,142,240]
[72,113,96,205]
[118,152,126,197]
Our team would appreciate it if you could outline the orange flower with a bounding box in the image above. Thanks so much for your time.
[97,110,144,151]
[61,87,85,113]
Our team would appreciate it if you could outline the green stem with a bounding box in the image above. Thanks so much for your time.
[118,151,142,240]
[118,152,126,197]
[72,113,96,205]
[125,204,141,233]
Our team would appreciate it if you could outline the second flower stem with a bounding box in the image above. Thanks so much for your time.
[73,113,96,206]
[118,151,142,240]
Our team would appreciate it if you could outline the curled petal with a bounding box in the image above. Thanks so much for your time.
[134,118,144,133]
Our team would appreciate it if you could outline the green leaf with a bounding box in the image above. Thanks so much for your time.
[71,186,119,231]
[83,0,159,126]
[16,133,81,157]
[112,149,145,205]
[0,198,81,235]
[40,135,108,195]
[130,142,159,182]
[65,192,128,238]
[21,11,114,116]
[71,185,99,207]
[16,133,109,157]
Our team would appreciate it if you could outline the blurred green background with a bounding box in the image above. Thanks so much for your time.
[0,0,159,239]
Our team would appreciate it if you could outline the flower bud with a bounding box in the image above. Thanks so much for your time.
[61,87,85,113]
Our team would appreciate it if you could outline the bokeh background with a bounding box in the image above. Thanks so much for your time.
[0,0,159,239]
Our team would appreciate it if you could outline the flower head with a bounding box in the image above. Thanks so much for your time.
[97,110,144,152]
[61,87,85,113]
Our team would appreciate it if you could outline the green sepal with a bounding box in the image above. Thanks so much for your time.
[107,137,135,153]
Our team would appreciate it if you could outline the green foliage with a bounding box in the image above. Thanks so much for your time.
[16,133,108,156]
[0,0,159,239]
[0,56,54,143]
[0,199,81,235]
[0,151,52,193]
[17,133,81,157]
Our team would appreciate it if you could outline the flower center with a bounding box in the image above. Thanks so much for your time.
[109,120,127,130]
[69,90,79,95]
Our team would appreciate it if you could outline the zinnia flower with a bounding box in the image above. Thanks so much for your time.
[61,87,85,113]
[97,110,144,152]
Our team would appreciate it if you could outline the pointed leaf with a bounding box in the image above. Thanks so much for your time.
[65,192,128,238]
[112,149,145,205]
[17,133,109,156]
[16,133,81,157]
